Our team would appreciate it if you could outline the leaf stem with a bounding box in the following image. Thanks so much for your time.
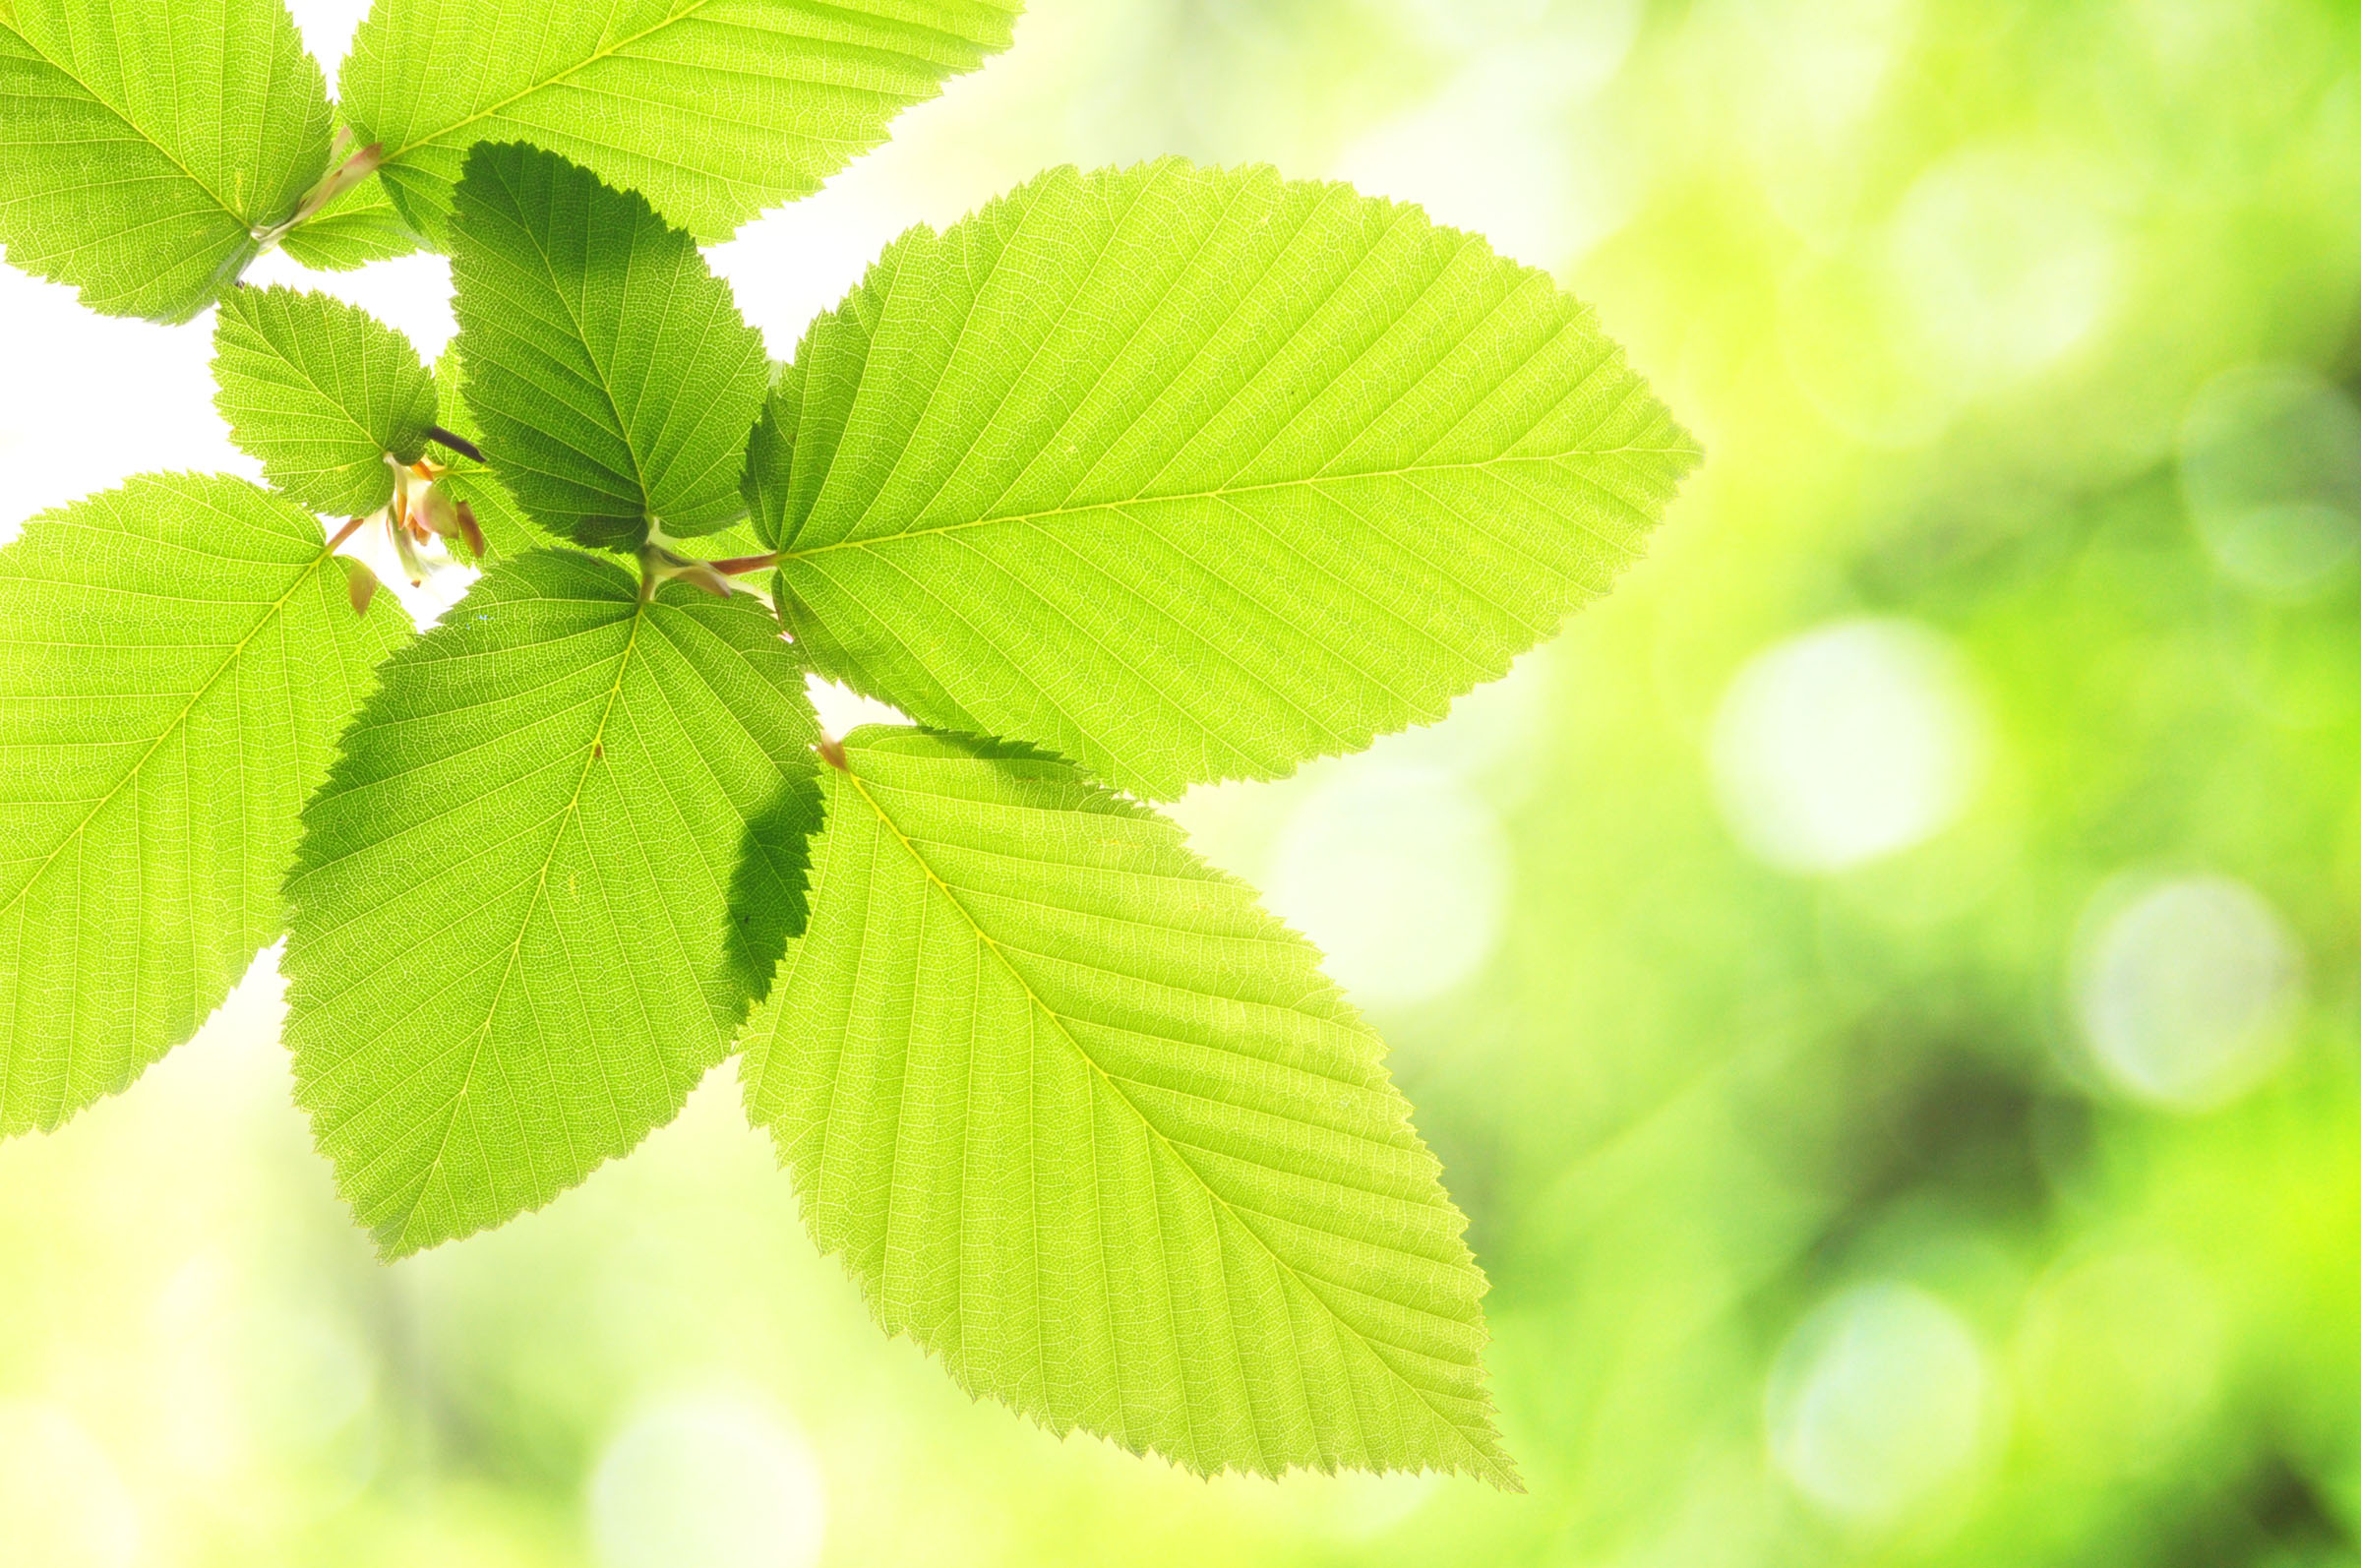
[252,137,385,252]
[705,552,778,577]
[326,515,369,553]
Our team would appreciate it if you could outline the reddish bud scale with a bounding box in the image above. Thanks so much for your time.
[345,559,381,618]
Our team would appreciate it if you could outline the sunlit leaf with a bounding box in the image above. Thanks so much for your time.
[426,347,538,563]
[0,474,408,1135]
[430,347,775,575]
[283,549,819,1256]
[213,286,439,518]
[0,0,333,320]
[748,159,1700,799]
[278,176,422,271]
[742,727,1518,1485]
[340,0,1022,246]
[450,143,769,551]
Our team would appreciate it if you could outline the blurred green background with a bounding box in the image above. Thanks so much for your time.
[9,0,2361,1562]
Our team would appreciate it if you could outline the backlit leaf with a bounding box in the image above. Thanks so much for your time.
[340,0,1022,246]
[0,474,408,1134]
[279,176,422,271]
[742,727,1518,1485]
[748,159,1700,799]
[283,549,820,1256]
[427,347,538,563]
[450,143,769,551]
[0,0,333,320]
[212,285,438,518]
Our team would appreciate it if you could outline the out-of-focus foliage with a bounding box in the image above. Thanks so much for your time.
[8,0,2361,1563]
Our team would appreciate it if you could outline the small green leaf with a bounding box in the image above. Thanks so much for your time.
[278,175,422,271]
[451,143,770,551]
[749,159,1700,800]
[283,549,820,1257]
[341,0,1022,247]
[0,0,333,321]
[0,474,409,1136]
[213,286,439,518]
[742,727,1518,1485]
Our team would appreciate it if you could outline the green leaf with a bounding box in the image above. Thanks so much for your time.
[451,143,770,552]
[283,549,820,1256]
[213,285,439,518]
[741,727,1518,1485]
[0,0,333,321]
[429,350,771,571]
[278,176,422,271]
[748,159,1701,800]
[0,474,408,1136]
[340,0,1022,247]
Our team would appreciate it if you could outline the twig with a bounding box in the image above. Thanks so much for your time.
[705,552,779,576]
[423,424,485,463]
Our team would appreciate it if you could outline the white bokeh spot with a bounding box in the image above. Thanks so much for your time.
[1268,761,1509,1008]
[589,1393,826,1568]
[2073,874,2306,1111]
[1767,1283,1992,1527]
[1710,618,1989,874]
[1884,147,2121,390]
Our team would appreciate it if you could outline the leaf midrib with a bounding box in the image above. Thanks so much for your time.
[375,0,998,167]
[830,754,1514,1484]
[470,161,653,515]
[380,1,726,165]
[0,538,340,923]
[776,442,1699,562]
[390,594,649,1253]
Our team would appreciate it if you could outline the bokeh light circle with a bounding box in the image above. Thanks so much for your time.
[1766,1283,1992,1526]
[2073,874,2306,1111]
[589,1393,825,1568]
[1885,147,2122,390]
[1268,761,1509,1007]
[1710,618,1989,874]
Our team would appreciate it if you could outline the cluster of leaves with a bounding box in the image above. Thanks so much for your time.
[0,0,1696,1486]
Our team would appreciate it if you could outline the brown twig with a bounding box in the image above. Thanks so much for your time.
[423,424,485,463]
[705,552,779,577]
